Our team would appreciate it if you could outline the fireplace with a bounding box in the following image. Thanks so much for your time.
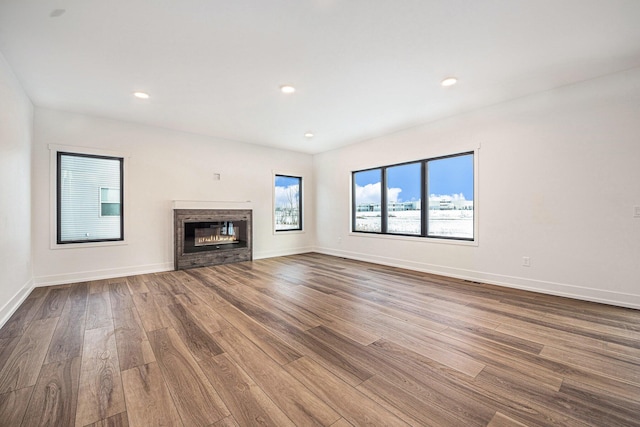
[174,209,252,270]
[184,221,247,252]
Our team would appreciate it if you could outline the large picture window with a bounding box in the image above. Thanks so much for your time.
[274,174,302,231]
[352,152,474,241]
[57,152,124,244]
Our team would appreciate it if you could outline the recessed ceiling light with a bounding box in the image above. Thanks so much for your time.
[441,77,458,87]
[280,85,296,94]
[133,91,150,99]
[304,132,314,138]
[50,9,66,18]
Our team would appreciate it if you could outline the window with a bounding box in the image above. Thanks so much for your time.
[386,162,422,235]
[274,174,302,231]
[352,152,474,241]
[353,168,382,232]
[57,152,124,243]
[427,154,474,239]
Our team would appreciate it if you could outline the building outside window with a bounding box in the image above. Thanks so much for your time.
[100,187,121,216]
[57,152,124,243]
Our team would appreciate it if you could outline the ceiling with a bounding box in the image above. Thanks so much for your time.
[1,1,640,154]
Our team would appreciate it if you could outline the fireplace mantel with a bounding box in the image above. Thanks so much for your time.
[172,200,253,210]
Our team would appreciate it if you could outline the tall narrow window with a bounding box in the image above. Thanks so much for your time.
[427,153,474,240]
[353,168,382,232]
[386,162,422,235]
[274,175,302,231]
[57,152,124,243]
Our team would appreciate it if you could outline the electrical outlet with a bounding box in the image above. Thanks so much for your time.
[522,256,531,267]
[634,206,640,218]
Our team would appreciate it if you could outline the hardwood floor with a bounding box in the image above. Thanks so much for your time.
[1,253,639,426]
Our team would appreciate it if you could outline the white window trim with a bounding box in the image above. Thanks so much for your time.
[49,144,130,249]
[272,170,305,235]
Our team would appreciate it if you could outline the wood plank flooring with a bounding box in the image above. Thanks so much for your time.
[1,253,640,426]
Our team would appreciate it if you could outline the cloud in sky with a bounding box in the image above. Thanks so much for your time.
[275,184,299,208]
[356,183,469,206]
[355,183,402,204]
[388,188,402,203]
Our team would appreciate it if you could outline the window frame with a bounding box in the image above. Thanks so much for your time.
[50,144,129,249]
[351,151,475,242]
[352,167,383,233]
[273,173,303,233]
[57,151,124,244]
[385,160,425,237]
[425,152,475,241]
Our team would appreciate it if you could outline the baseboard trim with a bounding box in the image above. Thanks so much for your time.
[33,262,175,287]
[28,248,640,310]
[254,246,314,260]
[0,278,34,329]
[314,247,640,310]
[30,248,315,287]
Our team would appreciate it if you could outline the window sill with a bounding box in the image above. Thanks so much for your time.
[50,240,128,250]
[274,229,305,235]
[348,231,478,247]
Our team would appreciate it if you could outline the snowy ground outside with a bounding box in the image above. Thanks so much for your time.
[355,210,473,239]
[275,210,300,230]
[275,223,300,230]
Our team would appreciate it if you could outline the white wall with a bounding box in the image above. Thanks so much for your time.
[0,52,33,324]
[314,68,640,309]
[32,108,315,285]
[10,62,640,312]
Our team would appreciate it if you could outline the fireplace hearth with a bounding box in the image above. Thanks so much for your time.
[174,209,252,270]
